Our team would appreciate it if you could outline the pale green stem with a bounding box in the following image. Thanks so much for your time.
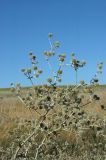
[75,69,78,85]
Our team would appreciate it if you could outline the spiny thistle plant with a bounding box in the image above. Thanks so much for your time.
[66,53,86,85]
[21,52,43,85]
[90,62,103,85]
[3,33,105,160]
[43,33,65,86]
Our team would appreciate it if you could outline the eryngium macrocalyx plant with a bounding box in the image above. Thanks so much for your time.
[9,33,105,160]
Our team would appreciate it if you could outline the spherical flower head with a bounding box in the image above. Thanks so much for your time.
[57,78,61,82]
[71,58,77,66]
[47,78,52,83]
[80,80,85,85]
[16,83,21,87]
[97,63,103,70]
[29,52,33,56]
[32,66,38,70]
[34,74,39,78]
[54,41,60,48]
[43,51,48,56]
[51,51,55,56]
[10,83,14,86]
[43,51,53,58]
[31,55,36,60]
[48,33,53,39]
[85,88,93,93]
[27,68,31,74]
[71,52,75,57]
[82,60,86,66]
[99,61,103,65]
[58,54,66,62]
[57,70,63,75]
[97,62,103,75]
[38,70,43,74]
[48,51,52,56]
[59,57,65,62]
[28,92,32,97]
[21,68,25,72]
[62,54,66,57]
[93,94,100,101]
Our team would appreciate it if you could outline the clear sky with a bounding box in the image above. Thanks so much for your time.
[0,0,106,88]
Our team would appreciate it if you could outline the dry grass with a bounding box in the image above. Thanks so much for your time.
[0,86,106,145]
[0,93,37,144]
[84,86,106,117]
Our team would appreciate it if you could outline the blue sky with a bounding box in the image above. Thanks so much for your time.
[0,0,106,88]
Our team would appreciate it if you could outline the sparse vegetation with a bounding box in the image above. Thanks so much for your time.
[0,33,106,160]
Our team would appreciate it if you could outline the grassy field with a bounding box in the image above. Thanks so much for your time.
[0,86,106,138]
[0,88,37,146]
[0,86,106,159]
